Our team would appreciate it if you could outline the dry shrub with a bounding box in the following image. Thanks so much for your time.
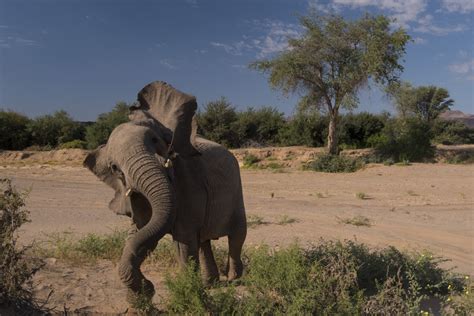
[0,179,44,312]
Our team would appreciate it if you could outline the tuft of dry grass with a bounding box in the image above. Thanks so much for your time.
[338,215,372,227]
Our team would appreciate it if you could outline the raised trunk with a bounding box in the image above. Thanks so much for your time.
[327,111,339,155]
[117,148,175,298]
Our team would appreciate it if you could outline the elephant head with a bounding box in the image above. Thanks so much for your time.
[83,81,199,299]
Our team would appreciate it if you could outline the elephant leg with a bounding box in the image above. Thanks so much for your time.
[119,229,158,303]
[199,240,219,285]
[227,212,247,281]
[174,238,199,270]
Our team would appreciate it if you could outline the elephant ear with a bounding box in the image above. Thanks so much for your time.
[134,81,199,157]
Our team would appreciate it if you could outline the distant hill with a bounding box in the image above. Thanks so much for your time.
[439,110,474,128]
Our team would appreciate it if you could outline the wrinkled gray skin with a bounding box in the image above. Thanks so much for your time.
[84,81,246,303]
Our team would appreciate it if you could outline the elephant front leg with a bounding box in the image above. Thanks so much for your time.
[199,240,219,285]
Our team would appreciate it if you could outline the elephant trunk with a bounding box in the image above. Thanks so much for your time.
[117,147,175,296]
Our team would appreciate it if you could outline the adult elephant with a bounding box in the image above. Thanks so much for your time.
[84,81,247,303]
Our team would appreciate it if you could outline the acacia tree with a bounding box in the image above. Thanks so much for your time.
[387,82,453,123]
[251,14,410,154]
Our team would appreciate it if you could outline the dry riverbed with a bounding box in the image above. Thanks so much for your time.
[0,156,473,313]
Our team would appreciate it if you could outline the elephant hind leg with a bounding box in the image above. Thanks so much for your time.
[227,212,247,281]
[199,240,219,285]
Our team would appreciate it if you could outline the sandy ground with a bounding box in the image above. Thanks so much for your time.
[1,162,473,313]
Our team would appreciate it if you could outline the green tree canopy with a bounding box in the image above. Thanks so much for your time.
[251,14,410,154]
[0,110,31,150]
[85,102,130,149]
[387,82,454,123]
[27,110,83,148]
[196,97,239,148]
[234,107,285,146]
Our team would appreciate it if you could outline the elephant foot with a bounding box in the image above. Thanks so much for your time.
[126,279,155,306]
[201,272,219,286]
[227,260,243,281]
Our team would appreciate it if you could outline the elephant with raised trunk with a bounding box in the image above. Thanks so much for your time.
[84,81,247,303]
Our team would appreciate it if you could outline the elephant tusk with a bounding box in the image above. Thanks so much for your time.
[125,188,133,197]
[164,159,173,169]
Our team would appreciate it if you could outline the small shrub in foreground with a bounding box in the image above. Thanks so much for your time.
[305,154,365,173]
[0,179,43,310]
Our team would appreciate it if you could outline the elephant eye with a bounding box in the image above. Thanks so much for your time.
[110,164,119,173]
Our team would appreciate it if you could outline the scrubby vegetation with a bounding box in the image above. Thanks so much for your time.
[304,154,365,173]
[1,102,472,164]
[32,228,473,314]
[0,179,43,311]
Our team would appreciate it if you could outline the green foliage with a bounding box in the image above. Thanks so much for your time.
[164,241,464,315]
[196,97,239,148]
[251,13,410,154]
[388,82,453,123]
[37,230,127,263]
[58,139,87,149]
[0,110,31,150]
[432,120,474,145]
[0,179,42,310]
[26,110,84,148]
[339,112,388,149]
[234,107,285,146]
[242,154,261,167]
[369,118,434,162]
[445,152,474,164]
[305,154,365,173]
[279,111,328,147]
[165,261,210,315]
[85,102,130,149]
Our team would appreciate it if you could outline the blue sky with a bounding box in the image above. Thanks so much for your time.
[0,0,473,121]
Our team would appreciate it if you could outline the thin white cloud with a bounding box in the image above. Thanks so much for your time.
[442,0,474,13]
[185,0,198,8]
[328,0,428,27]
[414,14,466,35]
[0,36,37,48]
[160,59,176,69]
[253,20,301,58]
[210,20,301,58]
[448,58,474,80]
[210,41,252,56]
[308,0,467,36]
[413,37,427,44]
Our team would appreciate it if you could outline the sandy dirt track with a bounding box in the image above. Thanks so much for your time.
[0,162,473,313]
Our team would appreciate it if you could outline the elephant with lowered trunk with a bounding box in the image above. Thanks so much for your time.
[84,81,247,303]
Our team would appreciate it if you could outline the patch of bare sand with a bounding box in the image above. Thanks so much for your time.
[1,161,473,313]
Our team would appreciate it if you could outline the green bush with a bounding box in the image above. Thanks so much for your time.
[26,110,85,148]
[242,153,261,167]
[339,112,388,149]
[59,139,87,149]
[369,118,434,162]
[0,111,31,150]
[164,241,467,315]
[305,154,365,173]
[85,102,130,149]
[196,97,239,148]
[234,107,285,147]
[279,112,328,147]
[0,179,42,310]
[432,120,474,145]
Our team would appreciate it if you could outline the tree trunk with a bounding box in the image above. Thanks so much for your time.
[327,112,339,155]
